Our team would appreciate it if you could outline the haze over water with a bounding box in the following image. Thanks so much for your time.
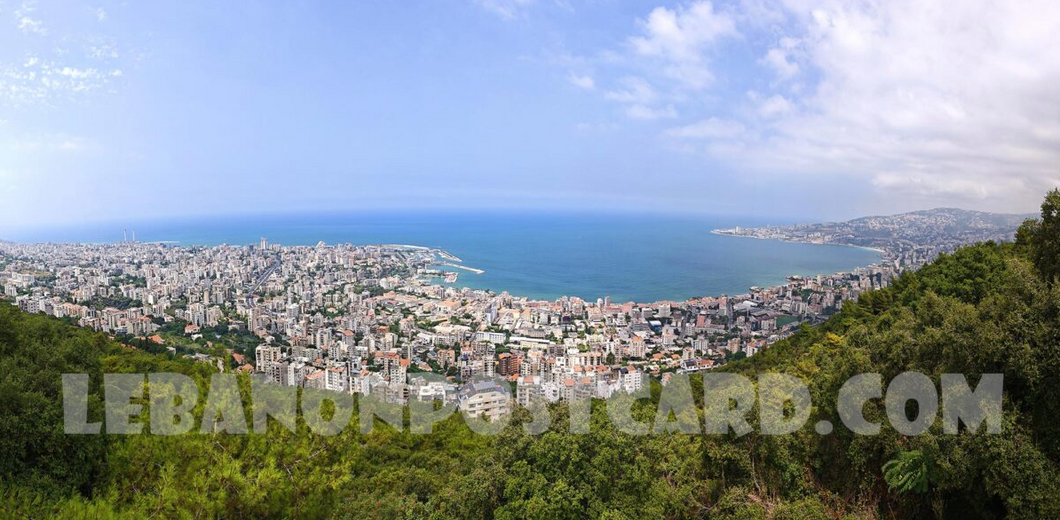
[11,212,881,303]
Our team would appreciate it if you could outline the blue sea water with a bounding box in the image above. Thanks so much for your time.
[9,212,881,303]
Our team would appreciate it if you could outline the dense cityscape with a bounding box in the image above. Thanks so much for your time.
[0,208,1024,419]
[2,0,1057,515]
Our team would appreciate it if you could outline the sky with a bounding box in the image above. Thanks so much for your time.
[1,0,1059,233]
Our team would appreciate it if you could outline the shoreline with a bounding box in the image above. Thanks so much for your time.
[710,229,888,255]
[425,237,888,306]
[2,237,889,307]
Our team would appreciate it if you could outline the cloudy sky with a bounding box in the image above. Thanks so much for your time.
[1,0,1058,232]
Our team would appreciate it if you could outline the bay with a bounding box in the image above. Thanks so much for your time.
[9,211,882,303]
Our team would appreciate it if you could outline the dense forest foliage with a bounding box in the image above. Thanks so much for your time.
[1,189,1059,519]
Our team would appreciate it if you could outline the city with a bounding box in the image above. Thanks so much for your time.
[1,206,1018,418]
[2,0,1059,516]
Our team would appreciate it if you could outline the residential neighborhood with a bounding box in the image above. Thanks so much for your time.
[0,234,931,417]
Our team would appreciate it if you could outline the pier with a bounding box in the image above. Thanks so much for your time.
[439,262,484,274]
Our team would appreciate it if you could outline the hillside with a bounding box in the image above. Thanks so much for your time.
[0,190,1058,519]
[823,207,1030,246]
[716,207,1033,257]
[849,207,1030,229]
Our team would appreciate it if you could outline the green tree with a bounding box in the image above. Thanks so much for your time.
[1031,188,1060,283]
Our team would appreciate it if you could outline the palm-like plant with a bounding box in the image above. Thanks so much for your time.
[883,450,931,494]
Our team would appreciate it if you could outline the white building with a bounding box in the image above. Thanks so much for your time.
[256,344,283,373]
[458,380,511,421]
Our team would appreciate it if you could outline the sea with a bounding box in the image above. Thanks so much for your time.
[8,211,882,303]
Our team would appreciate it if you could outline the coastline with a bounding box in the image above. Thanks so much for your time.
[710,229,888,255]
[426,236,887,306]
[6,213,891,303]
[3,233,887,307]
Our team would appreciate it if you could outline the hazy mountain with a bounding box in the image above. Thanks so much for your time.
[719,207,1035,252]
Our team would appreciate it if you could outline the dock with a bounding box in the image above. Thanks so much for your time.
[439,262,484,274]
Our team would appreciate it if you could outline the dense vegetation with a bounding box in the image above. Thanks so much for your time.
[1,189,1059,519]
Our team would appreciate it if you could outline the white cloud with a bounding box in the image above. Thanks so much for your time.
[601,0,1060,210]
[18,16,44,34]
[1,58,124,105]
[666,117,745,139]
[761,37,800,79]
[58,66,96,79]
[15,2,46,35]
[86,37,120,60]
[569,2,738,121]
[630,2,737,61]
[0,6,129,107]
[603,77,680,119]
[736,0,787,27]
[754,93,793,118]
[747,0,1060,207]
[473,0,534,20]
[628,1,738,88]
[625,104,677,120]
[7,134,96,153]
[96,8,107,22]
[568,73,595,90]
[574,2,739,121]
[604,76,657,104]
[870,171,1033,201]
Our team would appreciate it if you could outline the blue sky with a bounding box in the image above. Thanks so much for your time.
[1,0,1059,232]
